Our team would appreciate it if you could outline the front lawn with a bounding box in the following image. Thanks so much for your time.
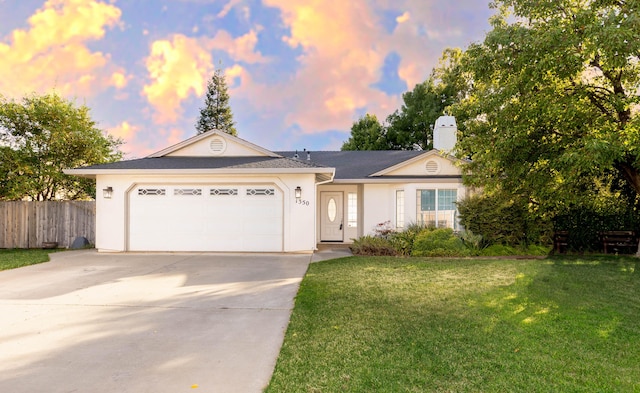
[267,256,640,392]
[0,249,58,271]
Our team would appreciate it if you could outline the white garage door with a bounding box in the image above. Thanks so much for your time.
[129,184,283,252]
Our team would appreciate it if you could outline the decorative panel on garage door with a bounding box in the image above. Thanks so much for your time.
[129,184,283,252]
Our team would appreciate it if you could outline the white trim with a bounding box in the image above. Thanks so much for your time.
[65,167,336,177]
[330,177,462,184]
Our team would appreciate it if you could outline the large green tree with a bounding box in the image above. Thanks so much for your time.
[195,67,237,135]
[456,0,640,208]
[387,48,468,150]
[342,49,467,151]
[341,114,390,150]
[0,92,122,201]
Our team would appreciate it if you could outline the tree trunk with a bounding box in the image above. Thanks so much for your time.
[614,162,640,257]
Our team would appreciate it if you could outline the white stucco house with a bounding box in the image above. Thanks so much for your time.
[65,116,468,253]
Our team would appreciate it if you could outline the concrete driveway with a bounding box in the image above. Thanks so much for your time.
[0,250,312,393]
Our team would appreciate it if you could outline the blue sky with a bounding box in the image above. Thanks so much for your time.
[0,0,495,157]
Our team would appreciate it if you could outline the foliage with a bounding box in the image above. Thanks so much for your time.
[384,79,449,150]
[388,222,428,256]
[371,220,396,239]
[352,215,550,257]
[554,197,640,252]
[457,192,552,246]
[349,235,397,256]
[459,229,484,252]
[341,114,390,150]
[341,49,468,151]
[411,227,469,257]
[195,67,237,135]
[268,256,640,392]
[0,92,123,201]
[386,48,470,150]
[456,0,640,211]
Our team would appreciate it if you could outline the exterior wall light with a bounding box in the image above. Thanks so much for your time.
[295,186,302,200]
[103,186,113,199]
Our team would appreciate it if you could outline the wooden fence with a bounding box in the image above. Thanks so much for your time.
[0,201,95,249]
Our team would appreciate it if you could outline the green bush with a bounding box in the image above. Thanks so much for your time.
[388,222,429,256]
[554,201,640,252]
[459,230,484,253]
[478,244,551,256]
[411,228,469,257]
[350,236,397,256]
[458,192,552,247]
[478,244,518,256]
[524,244,552,256]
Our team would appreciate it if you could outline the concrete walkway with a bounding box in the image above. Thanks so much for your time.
[0,250,318,393]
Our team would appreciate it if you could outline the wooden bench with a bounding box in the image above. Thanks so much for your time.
[599,231,637,254]
[553,231,569,254]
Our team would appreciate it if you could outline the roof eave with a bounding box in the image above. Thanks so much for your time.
[331,176,463,184]
[64,167,335,176]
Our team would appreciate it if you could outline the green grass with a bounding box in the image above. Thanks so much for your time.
[267,256,640,392]
[0,248,59,271]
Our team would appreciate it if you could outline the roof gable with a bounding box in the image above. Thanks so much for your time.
[148,129,280,158]
[370,150,463,177]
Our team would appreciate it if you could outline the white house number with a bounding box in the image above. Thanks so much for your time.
[296,199,310,206]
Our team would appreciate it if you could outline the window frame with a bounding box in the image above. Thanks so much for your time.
[347,192,358,228]
[416,188,459,229]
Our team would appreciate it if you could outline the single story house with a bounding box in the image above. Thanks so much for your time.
[65,116,468,253]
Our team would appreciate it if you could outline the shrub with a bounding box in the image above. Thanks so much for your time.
[554,201,640,252]
[478,244,518,256]
[372,221,396,239]
[411,228,469,257]
[388,222,429,256]
[478,244,551,256]
[459,230,484,254]
[350,236,397,256]
[458,192,552,247]
[524,244,552,256]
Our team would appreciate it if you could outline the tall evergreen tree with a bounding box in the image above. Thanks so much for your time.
[195,68,237,135]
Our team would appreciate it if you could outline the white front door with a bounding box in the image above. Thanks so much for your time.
[320,192,343,241]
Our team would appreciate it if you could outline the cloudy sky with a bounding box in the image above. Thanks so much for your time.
[0,0,495,158]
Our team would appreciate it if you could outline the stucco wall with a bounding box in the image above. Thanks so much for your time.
[362,180,467,236]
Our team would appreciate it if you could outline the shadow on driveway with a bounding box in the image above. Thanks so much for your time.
[0,250,310,393]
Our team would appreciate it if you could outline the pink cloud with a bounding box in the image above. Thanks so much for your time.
[0,0,125,98]
[142,34,212,124]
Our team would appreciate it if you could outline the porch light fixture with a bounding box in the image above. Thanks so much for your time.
[295,186,302,200]
[103,186,113,199]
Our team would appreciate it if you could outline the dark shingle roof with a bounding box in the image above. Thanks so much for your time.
[276,150,425,179]
[71,150,459,180]
[77,156,328,170]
